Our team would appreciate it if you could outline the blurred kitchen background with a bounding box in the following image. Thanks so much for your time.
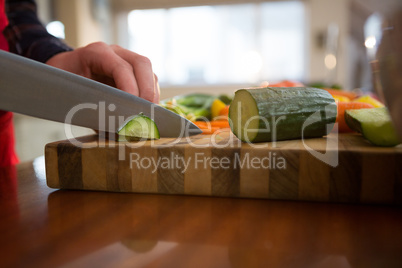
[13,0,395,161]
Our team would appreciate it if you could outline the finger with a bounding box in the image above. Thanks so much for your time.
[111,46,156,103]
[80,42,140,97]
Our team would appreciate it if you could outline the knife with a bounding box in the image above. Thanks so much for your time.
[0,50,201,138]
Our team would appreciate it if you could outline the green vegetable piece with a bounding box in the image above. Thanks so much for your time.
[175,93,215,108]
[161,93,217,120]
[229,87,337,143]
[345,107,400,147]
[218,94,233,105]
[330,84,342,89]
[160,103,186,117]
[117,114,160,141]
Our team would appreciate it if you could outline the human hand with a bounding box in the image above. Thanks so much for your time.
[46,42,160,103]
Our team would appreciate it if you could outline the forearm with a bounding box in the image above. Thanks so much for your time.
[3,0,72,63]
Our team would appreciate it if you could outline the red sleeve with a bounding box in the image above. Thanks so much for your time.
[1,1,19,167]
[1,0,9,51]
[0,111,19,167]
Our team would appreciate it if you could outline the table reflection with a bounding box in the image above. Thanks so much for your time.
[0,164,18,219]
[45,189,402,267]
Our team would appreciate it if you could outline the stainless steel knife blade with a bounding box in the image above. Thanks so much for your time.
[0,50,201,138]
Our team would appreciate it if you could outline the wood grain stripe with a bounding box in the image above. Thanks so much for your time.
[184,147,212,196]
[57,143,83,189]
[106,147,119,191]
[239,148,269,198]
[131,145,158,193]
[269,151,299,200]
[299,152,330,202]
[361,153,395,204]
[45,144,60,188]
[211,147,240,197]
[157,146,185,194]
[330,152,361,203]
[82,147,107,191]
[117,144,132,192]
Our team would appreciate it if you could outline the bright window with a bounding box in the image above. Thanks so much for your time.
[128,1,305,85]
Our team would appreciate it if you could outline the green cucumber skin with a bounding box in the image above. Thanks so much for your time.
[344,110,363,134]
[345,107,400,147]
[230,87,337,142]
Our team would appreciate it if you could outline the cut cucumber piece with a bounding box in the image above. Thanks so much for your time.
[345,107,400,147]
[228,87,337,143]
[117,114,160,141]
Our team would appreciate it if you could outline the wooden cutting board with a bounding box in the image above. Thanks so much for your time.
[45,131,402,205]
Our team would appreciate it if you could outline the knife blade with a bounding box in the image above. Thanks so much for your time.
[0,50,201,138]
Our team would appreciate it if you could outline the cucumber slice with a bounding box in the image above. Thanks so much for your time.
[117,114,160,141]
[229,87,337,143]
[345,107,400,147]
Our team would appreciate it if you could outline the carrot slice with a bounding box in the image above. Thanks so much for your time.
[210,120,230,129]
[324,88,357,100]
[194,120,230,134]
[194,120,230,129]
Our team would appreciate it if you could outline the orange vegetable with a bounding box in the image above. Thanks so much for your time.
[194,120,231,134]
[269,80,304,87]
[335,101,374,132]
[282,80,304,87]
[194,120,230,128]
[193,121,208,128]
[210,120,230,129]
[199,127,221,135]
[219,105,230,117]
[324,88,357,100]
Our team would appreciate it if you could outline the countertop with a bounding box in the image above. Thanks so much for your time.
[1,156,402,268]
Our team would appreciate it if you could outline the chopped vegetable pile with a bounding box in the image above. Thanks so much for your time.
[158,80,400,147]
[160,93,233,134]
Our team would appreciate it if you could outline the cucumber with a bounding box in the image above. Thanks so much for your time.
[345,107,400,147]
[228,87,337,143]
[117,114,160,141]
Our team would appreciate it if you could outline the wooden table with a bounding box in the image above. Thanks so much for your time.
[1,156,402,268]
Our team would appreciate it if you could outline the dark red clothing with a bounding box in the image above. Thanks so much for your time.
[1,0,18,167]
[0,113,18,167]
[0,0,8,51]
